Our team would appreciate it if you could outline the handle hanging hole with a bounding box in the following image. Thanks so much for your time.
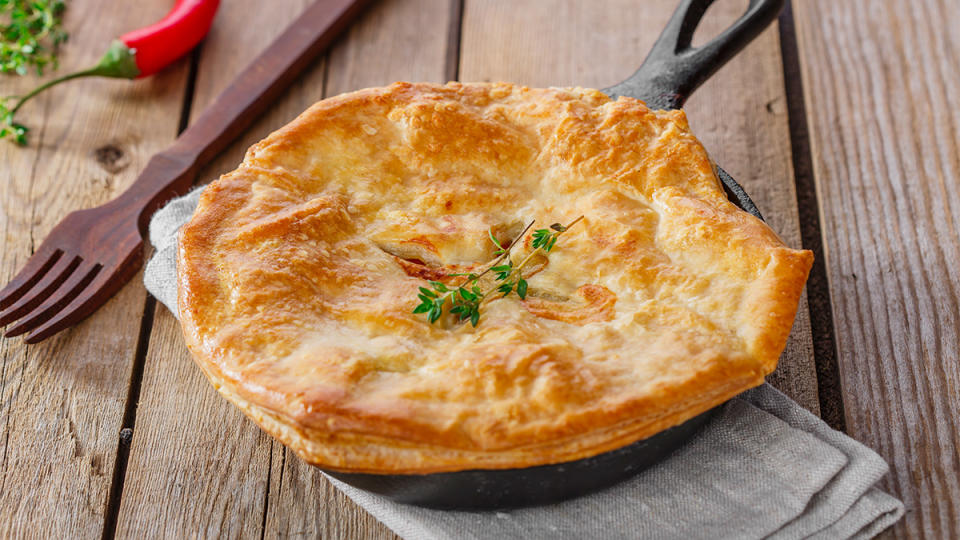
[692,0,751,47]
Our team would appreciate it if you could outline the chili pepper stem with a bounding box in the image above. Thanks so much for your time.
[9,40,139,116]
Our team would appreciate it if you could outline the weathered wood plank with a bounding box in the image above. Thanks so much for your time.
[459,0,819,412]
[323,0,457,98]
[113,0,318,537]
[117,0,450,538]
[0,0,192,537]
[793,0,960,537]
[114,310,274,538]
[778,3,846,433]
[263,0,453,537]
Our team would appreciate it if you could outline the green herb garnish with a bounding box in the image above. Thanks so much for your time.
[1,0,68,76]
[413,215,584,327]
[0,98,27,144]
[1,0,67,144]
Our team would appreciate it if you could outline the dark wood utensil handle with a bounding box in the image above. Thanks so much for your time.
[117,0,373,230]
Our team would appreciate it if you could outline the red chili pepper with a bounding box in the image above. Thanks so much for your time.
[8,0,220,118]
[120,0,221,78]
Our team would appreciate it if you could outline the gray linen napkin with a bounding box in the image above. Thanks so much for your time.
[146,188,904,540]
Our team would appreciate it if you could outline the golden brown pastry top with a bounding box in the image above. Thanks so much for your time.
[177,82,813,474]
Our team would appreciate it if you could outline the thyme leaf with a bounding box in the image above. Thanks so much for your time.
[0,98,27,144]
[412,215,584,327]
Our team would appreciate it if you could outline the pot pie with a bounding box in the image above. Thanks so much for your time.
[178,82,813,474]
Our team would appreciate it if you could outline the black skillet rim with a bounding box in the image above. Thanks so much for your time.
[324,168,762,511]
[323,0,783,510]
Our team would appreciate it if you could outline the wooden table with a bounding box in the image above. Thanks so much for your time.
[1,0,956,537]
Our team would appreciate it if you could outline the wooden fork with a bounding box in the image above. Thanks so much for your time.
[0,0,372,343]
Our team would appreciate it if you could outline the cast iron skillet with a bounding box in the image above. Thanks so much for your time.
[327,0,784,510]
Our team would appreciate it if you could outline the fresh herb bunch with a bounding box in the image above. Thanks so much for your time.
[1,0,68,76]
[413,216,584,327]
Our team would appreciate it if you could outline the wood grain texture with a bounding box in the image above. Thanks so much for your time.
[323,0,455,97]
[114,310,274,538]
[117,0,450,538]
[459,0,819,413]
[264,0,452,537]
[264,445,398,540]
[778,3,846,433]
[0,0,191,536]
[114,0,317,537]
[793,0,960,537]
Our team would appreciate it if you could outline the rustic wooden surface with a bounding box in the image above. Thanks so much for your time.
[0,0,192,537]
[793,0,960,537]
[0,0,956,538]
[113,2,314,535]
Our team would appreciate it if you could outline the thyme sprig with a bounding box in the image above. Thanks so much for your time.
[413,215,584,327]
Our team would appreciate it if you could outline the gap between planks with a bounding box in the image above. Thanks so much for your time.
[445,0,465,82]
[105,0,462,536]
[99,45,205,540]
[258,1,467,537]
[777,1,846,433]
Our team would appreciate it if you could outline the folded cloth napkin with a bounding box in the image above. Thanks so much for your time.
[145,188,904,540]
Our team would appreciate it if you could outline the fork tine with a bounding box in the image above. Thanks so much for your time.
[3,263,101,338]
[0,248,63,309]
[21,268,123,343]
[0,255,80,327]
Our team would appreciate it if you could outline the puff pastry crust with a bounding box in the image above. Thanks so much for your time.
[177,82,813,474]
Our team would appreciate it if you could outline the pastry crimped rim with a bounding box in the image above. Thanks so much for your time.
[177,82,813,474]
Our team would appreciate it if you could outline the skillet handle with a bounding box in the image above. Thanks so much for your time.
[602,0,784,109]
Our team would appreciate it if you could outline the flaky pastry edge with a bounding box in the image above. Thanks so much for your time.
[177,82,813,473]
